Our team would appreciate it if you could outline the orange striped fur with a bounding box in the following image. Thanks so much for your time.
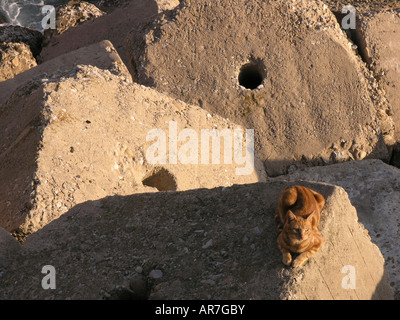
[275,185,325,268]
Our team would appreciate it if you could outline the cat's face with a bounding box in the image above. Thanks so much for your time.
[284,210,313,242]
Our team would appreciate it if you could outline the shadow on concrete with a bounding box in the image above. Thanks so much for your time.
[372,272,396,300]
[0,181,349,300]
[262,132,391,178]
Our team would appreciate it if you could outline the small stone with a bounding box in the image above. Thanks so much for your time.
[201,279,216,285]
[253,226,261,234]
[202,239,213,249]
[12,57,19,67]
[321,156,330,164]
[149,269,163,279]
[357,151,367,160]
[135,266,143,273]
[330,150,347,163]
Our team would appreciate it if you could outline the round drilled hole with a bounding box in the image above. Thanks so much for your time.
[142,167,177,191]
[238,63,264,89]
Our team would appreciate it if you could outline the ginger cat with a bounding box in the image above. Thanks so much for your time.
[275,185,325,268]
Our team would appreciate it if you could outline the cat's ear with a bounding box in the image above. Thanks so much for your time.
[287,210,296,222]
[306,211,315,221]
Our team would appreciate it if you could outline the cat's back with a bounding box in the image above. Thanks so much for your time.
[278,185,324,218]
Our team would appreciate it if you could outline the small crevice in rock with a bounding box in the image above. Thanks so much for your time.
[142,167,177,192]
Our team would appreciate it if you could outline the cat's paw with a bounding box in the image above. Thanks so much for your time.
[292,257,306,268]
[282,253,292,266]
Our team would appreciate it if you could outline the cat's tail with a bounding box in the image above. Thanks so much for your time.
[279,186,298,209]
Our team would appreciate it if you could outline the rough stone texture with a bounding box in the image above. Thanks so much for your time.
[95,0,130,12]
[0,43,265,237]
[0,40,141,235]
[324,0,400,13]
[0,40,130,105]
[127,0,395,177]
[355,11,400,144]
[0,0,397,302]
[271,159,400,299]
[0,42,37,81]
[0,181,392,299]
[43,0,106,47]
[40,0,180,67]
[0,227,22,276]
[95,0,179,13]
[0,25,43,58]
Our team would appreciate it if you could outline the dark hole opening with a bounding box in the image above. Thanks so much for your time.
[142,168,177,191]
[238,64,264,89]
[332,11,370,65]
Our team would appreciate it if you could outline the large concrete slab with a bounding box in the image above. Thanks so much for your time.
[355,10,400,144]
[127,0,394,176]
[0,181,393,299]
[0,45,265,238]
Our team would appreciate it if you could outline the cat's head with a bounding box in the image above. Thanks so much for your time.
[284,210,313,242]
